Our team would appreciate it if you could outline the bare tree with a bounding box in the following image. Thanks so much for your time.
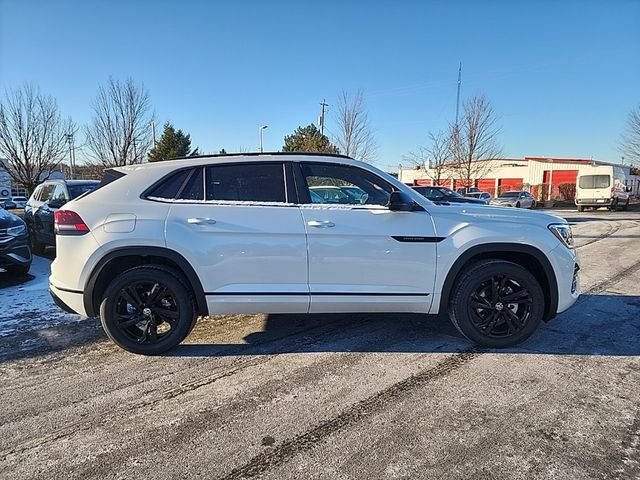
[448,95,502,188]
[0,84,74,194]
[403,131,453,185]
[620,104,640,165]
[85,77,154,167]
[333,90,376,162]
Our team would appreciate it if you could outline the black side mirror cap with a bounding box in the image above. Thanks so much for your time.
[388,191,415,212]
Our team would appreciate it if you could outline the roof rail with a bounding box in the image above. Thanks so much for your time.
[168,151,354,161]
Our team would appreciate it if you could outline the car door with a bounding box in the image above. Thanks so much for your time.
[296,161,438,314]
[33,184,56,244]
[163,162,309,315]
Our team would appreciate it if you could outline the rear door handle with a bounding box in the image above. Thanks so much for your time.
[187,217,217,225]
[307,220,335,228]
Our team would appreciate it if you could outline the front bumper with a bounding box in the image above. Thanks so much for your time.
[0,233,32,268]
[548,243,580,315]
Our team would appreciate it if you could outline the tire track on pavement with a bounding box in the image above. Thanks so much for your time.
[1,314,410,462]
[219,350,479,480]
[574,221,619,249]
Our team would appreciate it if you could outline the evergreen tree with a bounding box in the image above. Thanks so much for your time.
[148,122,198,162]
[282,124,339,154]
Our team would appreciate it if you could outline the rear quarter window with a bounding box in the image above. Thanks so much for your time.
[146,169,192,200]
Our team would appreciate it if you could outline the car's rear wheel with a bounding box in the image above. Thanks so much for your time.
[99,265,197,355]
[448,260,544,348]
[577,205,584,212]
[610,199,618,211]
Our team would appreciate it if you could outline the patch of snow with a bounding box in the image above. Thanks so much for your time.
[0,256,85,337]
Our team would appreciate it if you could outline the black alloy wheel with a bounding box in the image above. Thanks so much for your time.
[467,275,532,339]
[448,259,544,348]
[100,266,196,355]
[515,201,521,208]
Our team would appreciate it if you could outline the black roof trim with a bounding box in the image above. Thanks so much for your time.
[167,151,354,161]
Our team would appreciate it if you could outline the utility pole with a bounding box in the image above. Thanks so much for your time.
[319,99,328,135]
[455,62,462,125]
[150,121,156,148]
[64,133,75,179]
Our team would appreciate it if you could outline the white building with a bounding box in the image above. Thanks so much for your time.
[398,156,636,200]
[0,158,65,197]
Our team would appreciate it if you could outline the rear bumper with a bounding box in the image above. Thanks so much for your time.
[49,283,87,316]
[575,198,611,206]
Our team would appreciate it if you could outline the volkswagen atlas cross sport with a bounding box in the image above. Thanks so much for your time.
[49,153,580,355]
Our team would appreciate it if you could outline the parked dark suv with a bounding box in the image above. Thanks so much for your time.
[24,179,98,254]
[0,207,31,274]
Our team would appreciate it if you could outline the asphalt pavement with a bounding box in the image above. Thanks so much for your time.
[1,209,639,479]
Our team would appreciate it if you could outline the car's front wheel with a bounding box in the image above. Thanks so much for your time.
[99,265,197,355]
[448,260,544,348]
[29,227,46,255]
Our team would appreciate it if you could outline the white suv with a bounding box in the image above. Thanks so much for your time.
[49,153,580,355]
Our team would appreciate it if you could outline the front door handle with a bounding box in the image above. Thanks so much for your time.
[187,217,217,225]
[307,220,335,228]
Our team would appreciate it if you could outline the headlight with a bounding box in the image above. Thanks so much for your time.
[7,224,26,237]
[548,223,573,248]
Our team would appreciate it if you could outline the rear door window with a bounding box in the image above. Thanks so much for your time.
[579,175,610,189]
[205,163,286,202]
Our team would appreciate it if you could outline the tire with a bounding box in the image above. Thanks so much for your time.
[99,265,197,355]
[29,228,46,255]
[622,199,629,211]
[577,205,584,212]
[609,199,618,212]
[448,259,544,348]
[6,263,31,275]
[530,201,536,209]
[515,202,521,208]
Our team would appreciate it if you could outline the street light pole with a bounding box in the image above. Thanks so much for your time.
[259,125,268,153]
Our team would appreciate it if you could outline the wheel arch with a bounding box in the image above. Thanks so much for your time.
[84,246,208,317]
[439,243,558,321]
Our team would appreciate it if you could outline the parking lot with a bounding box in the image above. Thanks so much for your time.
[1,208,639,480]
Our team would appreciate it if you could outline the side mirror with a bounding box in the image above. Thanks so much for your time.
[47,198,66,209]
[388,191,415,212]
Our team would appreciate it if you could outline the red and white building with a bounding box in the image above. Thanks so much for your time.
[398,156,636,199]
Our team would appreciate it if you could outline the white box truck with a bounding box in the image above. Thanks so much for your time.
[575,165,631,211]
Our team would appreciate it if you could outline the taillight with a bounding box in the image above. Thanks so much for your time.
[54,210,90,235]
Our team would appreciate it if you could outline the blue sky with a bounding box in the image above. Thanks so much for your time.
[1,0,639,171]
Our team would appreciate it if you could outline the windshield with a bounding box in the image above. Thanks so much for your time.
[499,192,520,198]
[441,188,463,198]
[68,183,98,199]
[579,175,610,189]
